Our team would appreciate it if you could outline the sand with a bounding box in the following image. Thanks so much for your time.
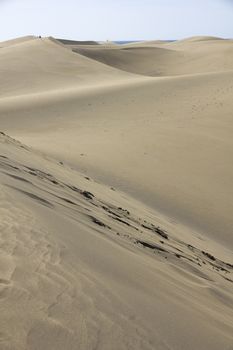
[0,36,233,350]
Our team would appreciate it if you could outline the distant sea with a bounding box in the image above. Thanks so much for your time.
[114,41,143,44]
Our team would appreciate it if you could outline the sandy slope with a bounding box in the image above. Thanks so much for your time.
[0,35,36,48]
[0,37,141,98]
[0,132,233,350]
[0,36,233,349]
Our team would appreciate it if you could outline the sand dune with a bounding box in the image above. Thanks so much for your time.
[172,35,224,42]
[0,36,233,349]
[0,35,36,48]
[0,37,141,98]
[56,38,100,46]
[0,132,232,350]
[72,37,233,76]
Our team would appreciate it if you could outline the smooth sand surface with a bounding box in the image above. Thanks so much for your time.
[0,36,233,349]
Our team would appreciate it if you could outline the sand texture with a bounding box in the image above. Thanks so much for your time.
[0,36,233,349]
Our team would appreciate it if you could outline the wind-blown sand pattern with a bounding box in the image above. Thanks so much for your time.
[0,36,233,349]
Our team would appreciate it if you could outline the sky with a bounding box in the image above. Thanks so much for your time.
[0,0,233,41]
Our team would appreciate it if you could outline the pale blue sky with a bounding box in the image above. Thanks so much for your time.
[0,0,233,41]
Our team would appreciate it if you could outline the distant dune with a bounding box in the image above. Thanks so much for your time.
[72,37,233,76]
[174,35,224,42]
[0,35,233,350]
[56,38,100,46]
